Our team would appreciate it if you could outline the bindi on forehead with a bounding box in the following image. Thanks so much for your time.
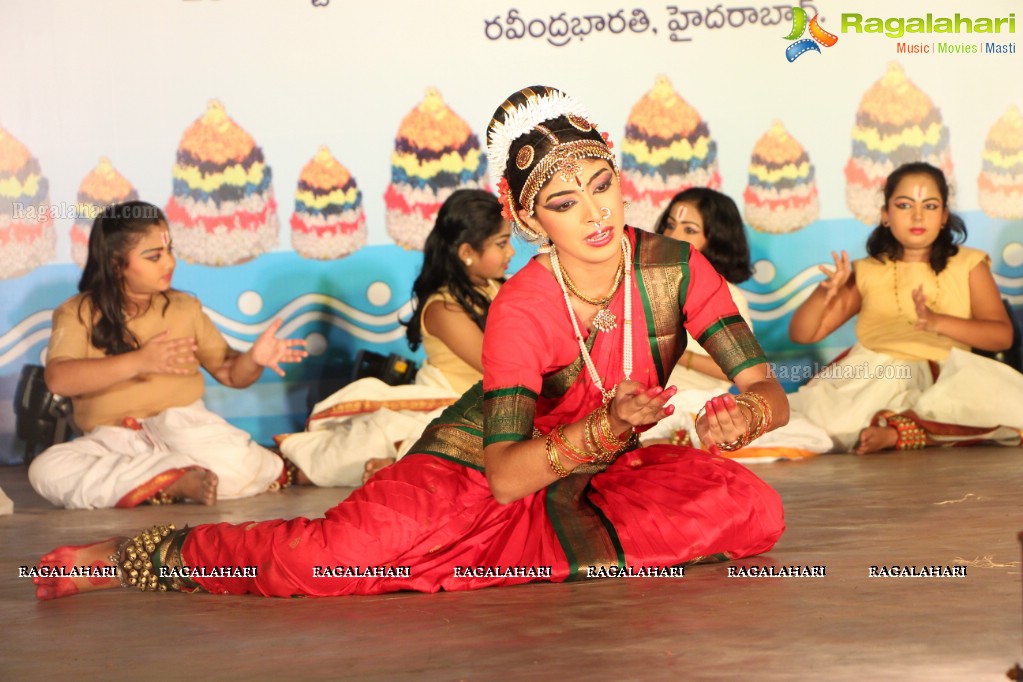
[896,174,939,201]
[136,229,171,255]
[674,205,687,222]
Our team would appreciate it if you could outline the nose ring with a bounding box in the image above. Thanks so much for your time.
[600,207,611,220]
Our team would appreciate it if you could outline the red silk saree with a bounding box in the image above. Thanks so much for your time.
[172,229,784,597]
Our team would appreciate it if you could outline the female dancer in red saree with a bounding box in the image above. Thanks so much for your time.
[35,86,788,600]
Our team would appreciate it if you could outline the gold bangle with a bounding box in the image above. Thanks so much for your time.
[597,403,632,448]
[586,411,615,463]
[750,392,773,428]
[685,352,694,370]
[582,414,599,454]
[545,434,570,478]
[555,425,595,464]
[736,392,772,442]
[719,401,752,451]
[732,399,761,443]
[715,435,749,452]
[593,404,633,463]
[696,398,753,452]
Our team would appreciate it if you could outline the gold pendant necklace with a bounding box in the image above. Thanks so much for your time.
[550,237,634,403]
[590,308,617,334]
[557,252,624,333]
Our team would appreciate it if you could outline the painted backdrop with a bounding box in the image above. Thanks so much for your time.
[1,0,1020,461]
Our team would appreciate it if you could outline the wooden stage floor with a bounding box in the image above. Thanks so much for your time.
[1,448,1021,681]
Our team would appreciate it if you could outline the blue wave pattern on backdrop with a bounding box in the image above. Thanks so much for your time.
[0,246,424,461]
[1,217,1021,463]
[743,212,1023,358]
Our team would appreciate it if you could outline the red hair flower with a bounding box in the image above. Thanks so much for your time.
[601,131,614,150]
[497,177,514,220]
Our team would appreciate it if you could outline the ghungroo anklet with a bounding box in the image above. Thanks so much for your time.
[146,490,183,505]
[669,429,692,448]
[111,524,175,591]
[887,414,927,450]
[268,454,300,491]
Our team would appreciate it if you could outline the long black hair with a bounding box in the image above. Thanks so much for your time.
[405,189,505,350]
[77,201,170,355]
[654,187,753,284]
[866,162,966,274]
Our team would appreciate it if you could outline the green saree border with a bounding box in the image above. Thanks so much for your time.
[545,474,626,581]
[632,229,689,386]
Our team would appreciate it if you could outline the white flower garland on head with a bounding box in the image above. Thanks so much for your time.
[486,88,591,180]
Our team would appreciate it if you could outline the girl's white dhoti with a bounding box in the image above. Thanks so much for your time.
[28,401,283,509]
[279,365,461,488]
[787,345,1023,451]
[640,365,834,459]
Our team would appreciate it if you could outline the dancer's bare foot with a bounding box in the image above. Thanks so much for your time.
[363,457,396,484]
[294,466,312,486]
[164,467,218,505]
[854,426,899,454]
[34,537,125,600]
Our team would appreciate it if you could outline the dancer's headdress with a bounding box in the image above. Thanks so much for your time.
[487,86,617,241]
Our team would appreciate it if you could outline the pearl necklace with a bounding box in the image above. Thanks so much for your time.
[549,236,633,404]
[556,250,624,333]
[893,260,940,325]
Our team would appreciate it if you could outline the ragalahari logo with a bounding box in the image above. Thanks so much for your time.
[784,7,838,61]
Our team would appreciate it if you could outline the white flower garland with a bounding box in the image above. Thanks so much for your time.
[486,89,591,178]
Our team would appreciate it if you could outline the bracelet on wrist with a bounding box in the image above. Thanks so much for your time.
[544,434,570,478]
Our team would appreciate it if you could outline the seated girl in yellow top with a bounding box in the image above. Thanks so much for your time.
[788,162,1021,453]
[28,202,309,509]
[278,189,515,485]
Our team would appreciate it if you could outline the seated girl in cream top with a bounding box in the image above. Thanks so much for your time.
[279,190,516,485]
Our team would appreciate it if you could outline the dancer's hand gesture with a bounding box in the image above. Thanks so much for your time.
[251,319,309,377]
[819,250,852,307]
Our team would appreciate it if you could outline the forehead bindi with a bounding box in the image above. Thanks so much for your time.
[539,159,612,200]
[895,175,941,203]
[673,202,702,225]
[133,227,171,254]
